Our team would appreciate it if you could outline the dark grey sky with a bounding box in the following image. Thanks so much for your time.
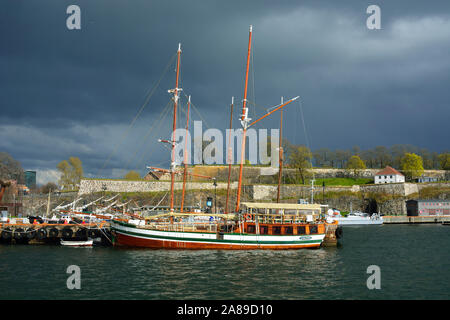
[1,0,449,184]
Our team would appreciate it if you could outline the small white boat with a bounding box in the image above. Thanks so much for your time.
[60,239,93,247]
[327,209,383,225]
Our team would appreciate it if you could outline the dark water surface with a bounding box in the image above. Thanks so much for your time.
[0,225,449,299]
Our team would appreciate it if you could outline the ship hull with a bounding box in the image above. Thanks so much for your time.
[111,220,325,250]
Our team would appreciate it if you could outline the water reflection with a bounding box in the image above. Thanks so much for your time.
[1,225,449,299]
[110,248,345,299]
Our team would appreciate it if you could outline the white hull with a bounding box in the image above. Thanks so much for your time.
[60,239,94,247]
[331,216,383,225]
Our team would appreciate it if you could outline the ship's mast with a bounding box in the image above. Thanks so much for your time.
[225,97,234,214]
[168,43,182,213]
[276,97,284,203]
[180,95,191,213]
[235,25,253,213]
[46,191,51,218]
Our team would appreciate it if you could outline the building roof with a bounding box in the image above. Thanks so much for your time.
[144,171,165,180]
[375,166,404,176]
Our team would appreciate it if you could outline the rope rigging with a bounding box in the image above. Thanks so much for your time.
[96,53,177,178]
[123,100,173,173]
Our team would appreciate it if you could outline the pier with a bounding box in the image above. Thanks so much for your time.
[383,215,450,224]
[0,222,112,245]
[322,223,342,246]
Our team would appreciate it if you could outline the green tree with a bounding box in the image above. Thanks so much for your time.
[57,157,83,190]
[288,145,312,184]
[438,153,450,170]
[281,138,294,164]
[347,155,366,177]
[124,170,141,180]
[400,153,424,180]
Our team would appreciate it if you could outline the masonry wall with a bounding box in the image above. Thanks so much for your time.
[188,166,447,183]
[78,179,238,195]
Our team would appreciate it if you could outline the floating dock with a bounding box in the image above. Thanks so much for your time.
[383,215,450,224]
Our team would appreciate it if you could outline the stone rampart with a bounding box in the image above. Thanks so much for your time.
[78,179,238,195]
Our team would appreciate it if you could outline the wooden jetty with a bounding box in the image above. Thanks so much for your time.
[322,223,342,247]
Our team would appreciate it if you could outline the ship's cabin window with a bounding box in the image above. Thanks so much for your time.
[284,226,293,235]
[297,226,306,235]
[260,225,268,234]
[246,224,256,234]
[272,226,281,235]
[309,225,318,234]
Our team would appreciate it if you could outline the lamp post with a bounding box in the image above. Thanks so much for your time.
[213,179,217,214]
[322,181,325,203]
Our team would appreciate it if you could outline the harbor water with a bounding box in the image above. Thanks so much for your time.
[0,225,449,300]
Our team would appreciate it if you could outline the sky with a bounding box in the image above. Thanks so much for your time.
[1,0,450,185]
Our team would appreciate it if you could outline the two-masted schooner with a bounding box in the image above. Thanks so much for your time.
[110,26,332,249]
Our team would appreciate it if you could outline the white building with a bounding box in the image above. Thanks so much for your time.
[374,166,405,184]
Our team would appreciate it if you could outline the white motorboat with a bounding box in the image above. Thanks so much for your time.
[327,209,383,225]
[60,239,93,247]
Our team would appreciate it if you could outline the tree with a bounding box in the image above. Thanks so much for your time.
[390,144,407,169]
[288,145,312,184]
[347,155,366,177]
[281,138,294,164]
[361,149,376,168]
[124,170,141,180]
[419,148,433,169]
[335,149,351,168]
[313,148,331,167]
[327,150,337,168]
[40,182,58,194]
[57,157,83,190]
[438,153,450,170]
[0,152,24,183]
[400,153,424,180]
[374,146,391,168]
[352,145,361,156]
[431,152,440,169]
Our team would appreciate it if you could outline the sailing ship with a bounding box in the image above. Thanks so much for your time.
[110,26,331,249]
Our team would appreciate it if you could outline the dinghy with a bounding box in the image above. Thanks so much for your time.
[60,239,93,247]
